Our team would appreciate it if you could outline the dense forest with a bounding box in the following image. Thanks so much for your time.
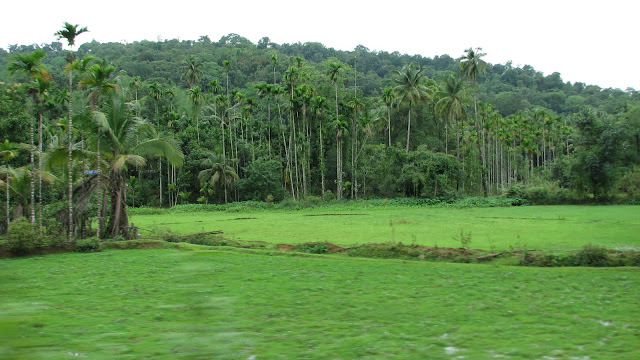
[1,27,639,239]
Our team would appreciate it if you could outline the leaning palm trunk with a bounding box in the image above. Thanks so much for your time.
[107,171,130,238]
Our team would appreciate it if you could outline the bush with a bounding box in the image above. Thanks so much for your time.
[574,244,611,267]
[3,218,40,256]
[295,242,328,254]
[75,237,103,253]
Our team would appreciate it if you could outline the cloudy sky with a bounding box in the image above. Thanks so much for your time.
[1,0,636,90]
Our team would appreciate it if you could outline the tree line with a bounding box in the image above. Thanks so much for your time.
[1,26,639,240]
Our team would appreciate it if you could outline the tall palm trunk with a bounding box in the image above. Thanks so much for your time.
[38,111,43,233]
[5,170,9,233]
[68,68,74,240]
[405,101,412,153]
[96,129,102,238]
[319,114,326,199]
[29,101,35,224]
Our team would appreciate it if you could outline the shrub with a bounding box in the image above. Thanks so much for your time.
[75,237,103,253]
[4,218,40,256]
[295,242,328,254]
[574,244,611,267]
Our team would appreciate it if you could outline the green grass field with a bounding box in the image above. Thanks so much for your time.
[1,248,639,359]
[131,205,640,251]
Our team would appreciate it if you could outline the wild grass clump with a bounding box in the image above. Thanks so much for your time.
[74,237,103,253]
[520,244,628,267]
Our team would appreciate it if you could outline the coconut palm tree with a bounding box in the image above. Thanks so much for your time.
[393,63,432,153]
[7,49,51,225]
[78,59,118,237]
[181,55,203,88]
[55,21,88,241]
[436,73,468,161]
[48,94,183,238]
[198,151,238,204]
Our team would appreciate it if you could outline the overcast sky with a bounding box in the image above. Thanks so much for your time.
[1,0,636,90]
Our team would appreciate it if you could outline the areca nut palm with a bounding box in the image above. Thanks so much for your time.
[1,139,23,232]
[55,21,88,241]
[393,63,432,153]
[7,49,51,224]
[380,87,395,147]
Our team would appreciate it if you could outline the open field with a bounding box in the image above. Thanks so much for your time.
[1,248,639,359]
[131,205,640,251]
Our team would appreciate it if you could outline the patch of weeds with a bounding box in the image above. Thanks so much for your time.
[453,229,472,248]
[74,237,103,253]
[295,242,329,254]
[574,244,611,267]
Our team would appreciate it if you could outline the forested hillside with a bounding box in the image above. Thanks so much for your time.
[1,31,639,237]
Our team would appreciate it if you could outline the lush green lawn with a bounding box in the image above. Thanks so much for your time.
[1,248,639,359]
[131,205,640,251]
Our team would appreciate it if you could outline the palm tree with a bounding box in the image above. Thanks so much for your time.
[393,63,432,152]
[311,95,327,198]
[78,59,118,237]
[55,21,88,241]
[34,76,52,233]
[198,151,238,204]
[460,47,488,196]
[78,60,118,110]
[326,62,343,125]
[380,87,395,147]
[436,73,468,161]
[148,82,164,125]
[181,55,203,88]
[332,116,349,200]
[7,49,51,225]
[222,60,232,96]
[1,140,22,232]
[187,86,204,144]
[98,95,183,237]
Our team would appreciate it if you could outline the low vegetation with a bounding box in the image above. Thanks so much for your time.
[1,248,638,359]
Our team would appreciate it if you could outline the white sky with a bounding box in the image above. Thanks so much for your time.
[1,0,636,90]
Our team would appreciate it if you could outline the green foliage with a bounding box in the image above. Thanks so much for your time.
[74,237,102,253]
[2,218,39,255]
[237,157,286,202]
[295,242,328,254]
[574,244,610,267]
[617,167,640,200]
[521,245,614,267]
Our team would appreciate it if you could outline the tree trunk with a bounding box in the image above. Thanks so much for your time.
[68,68,74,242]
[406,102,412,153]
[5,171,9,233]
[96,130,102,238]
[107,172,130,238]
[38,110,43,233]
[29,101,35,225]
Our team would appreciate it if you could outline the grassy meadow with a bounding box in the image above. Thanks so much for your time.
[1,248,639,359]
[131,205,640,251]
